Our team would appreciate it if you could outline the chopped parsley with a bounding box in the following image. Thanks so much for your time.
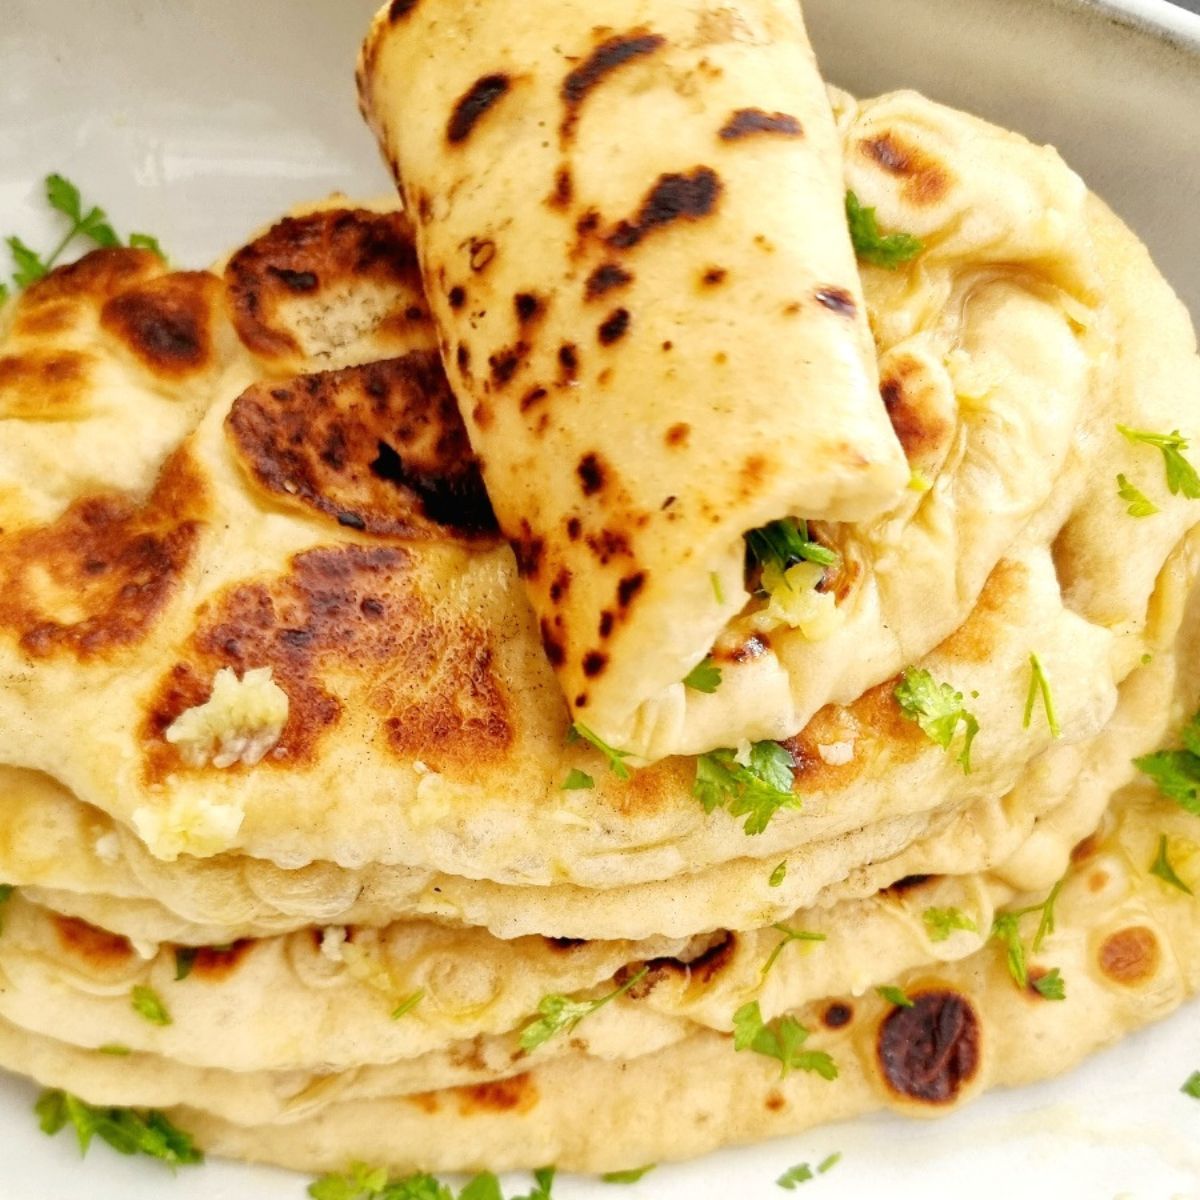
[131,985,171,1026]
[895,667,980,772]
[601,1165,655,1183]
[98,1043,132,1056]
[694,741,800,835]
[568,723,632,780]
[308,1165,551,1200]
[922,907,979,942]
[1149,835,1193,895]
[36,1090,202,1166]
[778,1154,840,1188]
[1183,1072,1200,1100]
[1134,709,1200,815]
[391,989,425,1020]
[174,947,197,981]
[683,656,723,694]
[561,768,595,790]
[519,967,648,1052]
[769,860,788,888]
[1023,653,1061,739]
[1116,473,1159,517]
[746,518,838,579]
[876,985,914,1008]
[732,1001,837,1081]
[711,572,726,605]
[846,190,924,269]
[989,880,1066,995]
[1117,425,1200,500]
[5,174,165,297]
[761,924,826,980]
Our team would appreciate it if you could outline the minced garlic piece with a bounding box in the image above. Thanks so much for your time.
[132,793,244,861]
[164,667,288,769]
[756,561,844,641]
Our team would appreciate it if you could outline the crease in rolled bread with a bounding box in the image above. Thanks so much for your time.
[358,0,910,760]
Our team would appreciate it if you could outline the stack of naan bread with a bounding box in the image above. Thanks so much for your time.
[0,0,1197,1177]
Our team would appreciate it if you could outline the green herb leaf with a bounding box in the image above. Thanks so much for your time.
[761,923,826,980]
[391,989,425,1020]
[174,947,197,981]
[131,985,172,1026]
[731,1001,837,1081]
[568,723,632,780]
[989,880,1066,994]
[0,281,10,305]
[519,968,647,1053]
[45,174,83,222]
[817,1152,841,1174]
[1116,473,1160,518]
[129,232,166,260]
[1117,425,1200,500]
[846,190,924,269]
[98,1044,132,1056]
[1032,967,1066,1001]
[694,741,799,835]
[308,1163,394,1200]
[8,236,48,288]
[1134,712,1200,815]
[769,860,788,888]
[1182,1071,1200,1100]
[561,768,595,790]
[1149,834,1193,895]
[1023,653,1062,739]
[711,571,725,605]
[895,667,980,772]
[518,1167,556,1200]
[459,1174,504,1200]
[876,985,913,1008]
[35,1090,202,1166]
[922,907,979,943]
[777,1163,814,1188]
[746,518,838,579]
[683,656,722,694]
[601,1165,655,1184]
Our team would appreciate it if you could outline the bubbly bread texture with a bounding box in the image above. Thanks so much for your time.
[0,97,1195,905]
[358,0,909,761]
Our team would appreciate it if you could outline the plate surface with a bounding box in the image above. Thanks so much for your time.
[2,1,1199,1197]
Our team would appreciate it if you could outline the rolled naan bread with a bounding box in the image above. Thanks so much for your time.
[358,0,907,758]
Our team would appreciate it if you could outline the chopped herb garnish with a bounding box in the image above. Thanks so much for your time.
[711,571,726,605]
[776,1163,814,1188]
[694,741,800,835]
[131,985,171,1026]
[1116,473,1159,517]
[601,1166,655,1184]
[520,967,648,1052]
[732,1001,837,1081]
[846,190,924,269]
[876,985,914,1008]
[1149,835,1193,895]
[746,518,838,579]
[561,768,595,790]
[1023,653,1062,739]
[1134,709,1200,815]
[1183,1072,1200,1100]
[895,667,980,772]
[391,989,425,1020]
[989,880,1066,994]
[1032,968,1066,1001]
[769,860,788,888]
[683,656,723,694]
[568,723,632,780]
[761,923,826,980]
[520,1167,557,1200]
[98,1044,132,1056]
[1117,425,1200,500]
[817,1153,841,1174]
[174,947,197,981]
[922,907,979,943]
[36,1090,202,1166]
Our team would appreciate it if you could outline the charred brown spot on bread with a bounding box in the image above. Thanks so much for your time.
[880,357,951,461]
[543,936,590,953]
[520,386,548,413]
[582,650,608,677]
[406,1091,441,1114]
[861,131,951,204]
[189,939,256,981]
[1098,926,1160,986]
[608,168,723,250]
[539,617,566,667]
[0,449,204,661]
[665,422,690,448]
[20,247,160,312]
[144,543,512,776]
[719,109,803,140]
[885,873,935,896]
[488,342,528,388]
[701,266,728,287]
[225,209,424,362]
[514,292,543,324]
[586,528,633,565]
[598,610,616,639]
[548,568,572,604]
[447,74,512,145]
[822,1001,854,1029]
[577,453,607,496]
[566,517,582,542]
[643,931,737,993]
[448,285,467,310]
[456,1074,538,1115]
[549,167,574,209]
[558,342,580,382]
[511,523,545,579]
[1070,833,1101,863]
[100,271,219,376]
[937,560,1027,665]
[0,349,93,418]
[388,0,418,20]
[560,32,666,140]
[765,1091,786,1112]
[53,915,135,967]
[598,307,631,345]
[467,238,496,273]
[228,354,497,541]
[878,989,980,1104]
[815,286,856,317]
[585,262,633,301]
[617,571,646,608]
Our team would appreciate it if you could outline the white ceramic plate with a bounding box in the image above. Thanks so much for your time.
[2,1,1199,1197]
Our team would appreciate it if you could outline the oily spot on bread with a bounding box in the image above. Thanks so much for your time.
[229,354,497,542]
[1097,925,1161,987]
[53,914,135,968]
[143,544,513,779]
[860,130,952,205]
[100,271,222,377]
[0,448,206,660]
[877,988,981,1104]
